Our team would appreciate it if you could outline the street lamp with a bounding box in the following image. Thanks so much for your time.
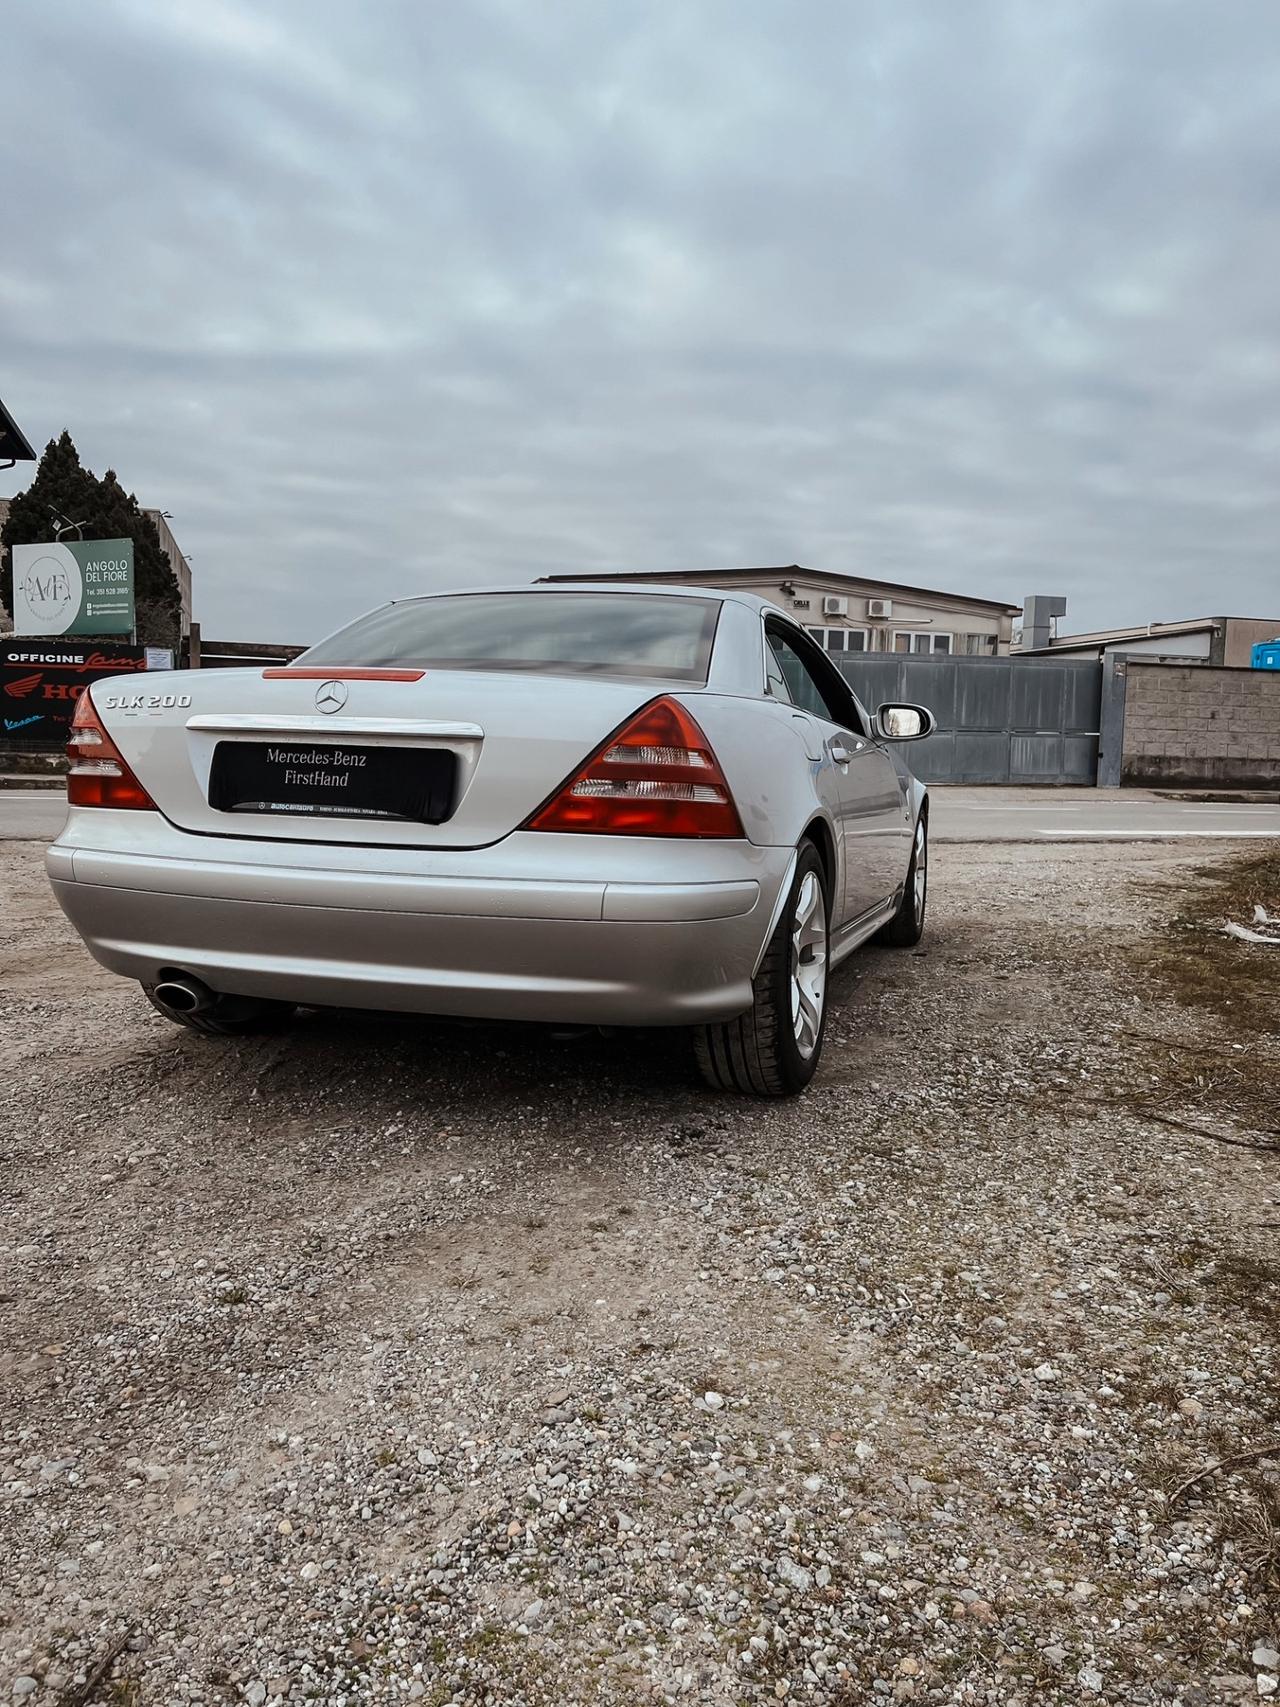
[49,508,87,541]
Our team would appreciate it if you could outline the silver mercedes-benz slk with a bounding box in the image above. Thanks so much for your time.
[47,584,934,1095]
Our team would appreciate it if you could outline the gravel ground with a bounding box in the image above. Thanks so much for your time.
[1,835,1277,1706]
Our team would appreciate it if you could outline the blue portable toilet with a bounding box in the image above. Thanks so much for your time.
[1252,638,1280,669]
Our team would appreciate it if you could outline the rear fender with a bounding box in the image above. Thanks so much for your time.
[752,846,798,976]
[676,691,839,853]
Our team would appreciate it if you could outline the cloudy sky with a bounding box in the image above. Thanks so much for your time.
[2,0,1279,642]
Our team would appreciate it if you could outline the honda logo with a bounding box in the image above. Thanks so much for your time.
[315,680,348,714]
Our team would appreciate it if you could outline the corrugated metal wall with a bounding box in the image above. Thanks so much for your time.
[837,654,1102,784]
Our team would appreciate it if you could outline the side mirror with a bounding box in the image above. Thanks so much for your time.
[874,702,936,741]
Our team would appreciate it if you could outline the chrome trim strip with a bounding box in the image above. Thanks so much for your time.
[186,715,484,740]
[828,898,897,968]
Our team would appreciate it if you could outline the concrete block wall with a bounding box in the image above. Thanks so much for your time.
[1121,660,1280,787]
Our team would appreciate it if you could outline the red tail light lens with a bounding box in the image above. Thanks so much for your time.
[527,696,744,838]
[67,691,157,810]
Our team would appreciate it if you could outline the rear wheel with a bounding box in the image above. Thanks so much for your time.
[142,985,297,1036]
[694,842,829,1096]
[875,812,927,947]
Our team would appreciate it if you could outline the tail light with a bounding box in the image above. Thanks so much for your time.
[67,691,157,810]
[527,696,744,838]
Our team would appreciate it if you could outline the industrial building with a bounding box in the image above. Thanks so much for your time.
[1018,609,1280,667]
[537,565,1022,656]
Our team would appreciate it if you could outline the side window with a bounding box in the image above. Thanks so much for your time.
[764,643,794,704]
[765,625,859,727]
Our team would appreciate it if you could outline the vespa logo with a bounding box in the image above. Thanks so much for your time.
[315,680,348,714]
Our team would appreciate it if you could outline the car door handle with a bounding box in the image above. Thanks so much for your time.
[828,738,865,764]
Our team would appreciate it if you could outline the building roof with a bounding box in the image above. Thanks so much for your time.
[536,565,1022,615]
[0,397,36,464]
[1021,616,1224,654]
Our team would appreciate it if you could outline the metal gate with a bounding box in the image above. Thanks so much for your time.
[837,654,1102,785]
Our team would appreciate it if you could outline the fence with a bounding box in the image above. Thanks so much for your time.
[188,626,304,670]
[838,653,1102,785]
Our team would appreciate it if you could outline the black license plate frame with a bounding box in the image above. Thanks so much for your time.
[208,741,456,823]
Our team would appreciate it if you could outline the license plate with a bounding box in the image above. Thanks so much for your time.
[209,742,456,823]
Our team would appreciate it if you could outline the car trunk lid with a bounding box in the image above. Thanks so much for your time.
[93,666,677,849]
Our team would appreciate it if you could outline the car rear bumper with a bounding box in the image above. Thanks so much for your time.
[47,816,794,1026]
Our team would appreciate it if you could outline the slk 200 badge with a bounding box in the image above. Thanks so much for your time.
[102,692,193,710]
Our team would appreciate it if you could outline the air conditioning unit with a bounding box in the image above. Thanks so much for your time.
[867,598,893,619]
[821,596,849,617]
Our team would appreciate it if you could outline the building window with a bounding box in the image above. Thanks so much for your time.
[893,630,952,655]
[958,632,997,655]
[806,626,869,654]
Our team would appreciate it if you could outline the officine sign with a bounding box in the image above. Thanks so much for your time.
[1,640,147,746]
[11,538,135,637]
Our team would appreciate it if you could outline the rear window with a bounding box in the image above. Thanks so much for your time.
[299,592,720,682]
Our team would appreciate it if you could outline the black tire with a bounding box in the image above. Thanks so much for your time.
[694,842,830,1096]
[875,811,928,947]
[142,985,297,1036]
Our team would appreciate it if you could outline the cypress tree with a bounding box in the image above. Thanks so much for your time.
[1,431,180,648]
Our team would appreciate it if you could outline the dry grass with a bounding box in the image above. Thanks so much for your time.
[1125,850,1280,1135]
[1231,1475,1280,1593]
[1116,853,1280,1615]
[1140,849,1280,1035]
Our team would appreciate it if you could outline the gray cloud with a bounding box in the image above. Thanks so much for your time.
[3,0,1279,641]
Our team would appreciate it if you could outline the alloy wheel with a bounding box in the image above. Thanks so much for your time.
[790,869,827,1059]
[913,820,928,923]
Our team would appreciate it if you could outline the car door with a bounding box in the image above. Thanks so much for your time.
[841,683,917,910]
[763,622,912,922]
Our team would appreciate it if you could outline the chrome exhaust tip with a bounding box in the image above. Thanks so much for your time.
[152,974,214,1016]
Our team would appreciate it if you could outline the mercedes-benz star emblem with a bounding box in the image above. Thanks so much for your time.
[315,680,348,714]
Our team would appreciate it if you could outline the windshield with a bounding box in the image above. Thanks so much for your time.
[299,592,721,681]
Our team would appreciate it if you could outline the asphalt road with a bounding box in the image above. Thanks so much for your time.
[0,792,67,840]
[5,785,1280,844]
[929,784,1280,841]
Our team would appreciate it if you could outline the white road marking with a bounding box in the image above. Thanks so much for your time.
[1035,829,1280,839]
[953,803,1279,815]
